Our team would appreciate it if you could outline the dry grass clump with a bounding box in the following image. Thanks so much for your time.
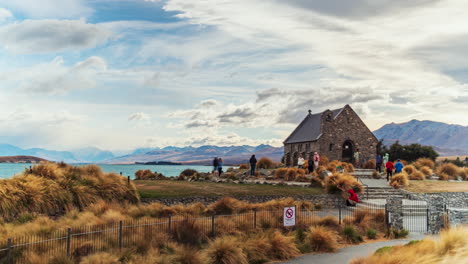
[413,158,435,169]
[241,234,271,263]
[256,157,275,169]
[403,165,416,175]
[310,176,324,188]
[268,231,300,260]
[390,173,409,188]
[0,162,139,220]
[419,166,433,178]
[134,169,165,180]
[274,168,289,179]
[80,252,120,264]
[207,197,251,215]
[438,173,449,181]
[172,218,207,245]
[436,163,460,179]
[173,245,208,264]
[324,173,363,194]
[362,159,376,170]
[205,236,248,264]
[238,163,249,170]
[459,167,468,180]
[305,226,338,252]
[409,171,425,181]
[350,226,468,264]
[319,156,329,166]
[371,170,381,179]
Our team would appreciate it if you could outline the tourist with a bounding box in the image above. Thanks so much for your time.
[337,185,359,206]
[249,154,257,176]
[297,154,305,169]
[218,158,223,175]
[313,152,320,168]
[383,153,389,166]
[385,160,394,181]
[394,159,404,173]
[376,154,382,173]
[354,149,361,168]
[308,155,314,173]
[213,157,219,175]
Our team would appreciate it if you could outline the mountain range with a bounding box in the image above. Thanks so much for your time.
[0,119,466,163]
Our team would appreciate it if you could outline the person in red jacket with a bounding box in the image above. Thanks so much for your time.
[385,161,394,181]
[337,185,359,206]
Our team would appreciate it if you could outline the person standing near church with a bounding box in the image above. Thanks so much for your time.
[297,154,305,169]
[394,159,404,174]
[308,155,315,173]
[313,152,320,168]
[385,160,394,181]
[249,154,257,176]
[376,154,382,173]
[354,149,361,168]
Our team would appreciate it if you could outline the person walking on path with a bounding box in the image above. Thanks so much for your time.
[249,155,257,176]
[376,154,383,173]
[297,154,305,169]
[212,157,219,176]
[308,155,315,174]
[217,158,223,176]
[394,159,404,174]
[385,160,394,181]
[313,152,320,169]
[354,149,361,168]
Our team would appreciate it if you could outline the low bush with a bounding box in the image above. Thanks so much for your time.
[409,170,425,180]
[371,170,380,179]
[366,229,377,239]
[437,163,459,179]
[239,164,249,170]
[179,169,198,178]
[172,218,207,245]
[387,228,409,239]
[390,173,409,188]
[305,226,338,252]
[274,168,289,179]
[403,165,416,175]
[205,236,248,264]
[439,173,449,181]
[419,166,433,178]
[135,169,166,180]
[413,158,435,169]
[318,156,329,166]
[256,157,275,169]
[342,225,363,244]
[362,159,376,170]
[324,173,363,194]
[317,216,340,230]
[268,231,300,260]
[309,176,323,188]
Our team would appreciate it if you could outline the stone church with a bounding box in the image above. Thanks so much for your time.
[283,105,378,166]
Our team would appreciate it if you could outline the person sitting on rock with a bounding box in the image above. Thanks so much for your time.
[336,185,359,207]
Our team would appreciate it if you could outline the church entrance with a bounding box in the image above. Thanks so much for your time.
[342,140,354,163]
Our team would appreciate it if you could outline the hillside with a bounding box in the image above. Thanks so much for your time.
[105,144,283,165]
[374,119,468,156]
[0,155,47,163]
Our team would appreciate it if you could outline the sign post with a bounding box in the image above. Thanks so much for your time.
[283,206,296,227]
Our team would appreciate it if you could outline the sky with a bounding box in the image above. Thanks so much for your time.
[0,0,467,151]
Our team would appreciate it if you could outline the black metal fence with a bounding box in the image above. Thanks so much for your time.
[0,203,401,263]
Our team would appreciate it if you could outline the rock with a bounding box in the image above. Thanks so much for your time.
[319,170,332,180]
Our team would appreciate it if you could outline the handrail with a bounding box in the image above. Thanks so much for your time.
[357,177,369,200]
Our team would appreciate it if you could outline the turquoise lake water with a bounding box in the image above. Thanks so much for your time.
[0,163,215,179]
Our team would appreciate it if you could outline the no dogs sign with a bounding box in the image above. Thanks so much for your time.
[283,206,296,227]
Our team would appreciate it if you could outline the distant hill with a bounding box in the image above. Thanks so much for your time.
[0,155,47,163]
[104,145,283,165]
[373,120,468,156]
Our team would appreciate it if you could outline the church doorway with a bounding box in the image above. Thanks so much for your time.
[342,140,354,163]
[292,152,298,166]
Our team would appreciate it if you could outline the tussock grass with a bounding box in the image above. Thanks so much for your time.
[436,163,459,179]
[310,176,324,188]
[256,157,275,169]
[268,231,300,260]
[419,166,433,178]
[274,168,289,179]
[205,236,248,264]
[305,226,338,252]
[403,165,417,175]
[413,158,435,169]
[135,169,166,180]
[317,216,340,230]
[439,173,449,181]
[362,159,376,170]
[239,164,249,170]
[324,173,363,194]
[390,173,409,188]
[342,225,363,244]
[409,170,425,181]
[318,156,329,166]
[173,245,208,264]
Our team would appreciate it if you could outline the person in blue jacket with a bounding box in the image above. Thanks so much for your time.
[394,159,404,173]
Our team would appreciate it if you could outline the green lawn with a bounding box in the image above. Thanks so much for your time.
[135,180,324,199]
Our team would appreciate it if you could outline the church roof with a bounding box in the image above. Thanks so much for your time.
[283,107,344,144]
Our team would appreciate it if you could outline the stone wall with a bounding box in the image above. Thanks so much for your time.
[447,208,468,227]
[142,194,343,208]
[403,191,468,207]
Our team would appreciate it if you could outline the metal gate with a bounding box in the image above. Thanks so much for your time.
[402,200,428,233]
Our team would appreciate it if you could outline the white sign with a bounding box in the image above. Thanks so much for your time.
[283,206,296,227]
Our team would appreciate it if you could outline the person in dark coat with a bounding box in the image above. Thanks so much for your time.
[308,155,314,174]
[376,154,383,173]
[213,157,219,175]
[249,155,257,176]
[218,158,223,176]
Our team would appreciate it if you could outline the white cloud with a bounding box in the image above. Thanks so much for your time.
[0,8,13,22]
[0,19,111,54]
[128,112,151,121]
[0,0,92,19]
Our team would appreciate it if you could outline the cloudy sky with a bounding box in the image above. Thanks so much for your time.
[0,0,467,151]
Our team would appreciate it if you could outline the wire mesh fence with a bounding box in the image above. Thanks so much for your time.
[0,201,427,263]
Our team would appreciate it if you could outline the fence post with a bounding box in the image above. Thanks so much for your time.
[120,172,122,176]
[339,204,342,225]
[168,215,172,233]
[253,208,257,229]
[66,228,71,257]
[426,208,430,233]
[211,215,215,237]
[6,238,11,264]
[127,176,130,185]
[119,220,123,250]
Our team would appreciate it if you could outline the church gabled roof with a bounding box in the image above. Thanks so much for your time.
[283,107,344,144]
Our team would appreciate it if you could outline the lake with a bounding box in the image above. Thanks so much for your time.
[0,163,215,179]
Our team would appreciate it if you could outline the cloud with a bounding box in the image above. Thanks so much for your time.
[0,8,13,22]
[128,112,151,121]
[0,0,92,18]
[0,19,111,54]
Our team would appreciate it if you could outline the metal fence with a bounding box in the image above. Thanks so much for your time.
[0,203,390,263]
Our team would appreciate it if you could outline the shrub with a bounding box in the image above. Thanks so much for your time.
[344,162,355,173]
[180,169,198,178]
[386,228,409,239]
[317,216,340,230]
[274,168,289,179]
[389,173,409,188]
[286,168,297,181]
[172,218,207,245]
[241,235,271,264]
[324,173,363,194]
[371,170,380,179]
[366,229,377,239]
[460,167,468,180]
[135,169,165,180]
[362,159,376,170]
[305,226,338,252]
[413,158,435,169]
[403,165,416,175]
[268,231,300,260]
[437,163,460,179]
[80,252,120,264]
[319,156,329,166]
[419,166,433,178]
[205,236,248,264]
[439,173,449,181]
[309,177,323,188]
[256,157,275,169]
[239,164,249,170]
[207,197,250,215]
[342,225,363,244]
[173,245,208,264]
[409,171,425,180]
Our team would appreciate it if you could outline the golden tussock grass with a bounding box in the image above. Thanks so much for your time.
[173,245,208,264]
[419,166,433,177]
[238,164,249,170]
[268,230,300,260]
[413,158,435,169]
[409,170,425,181]
[305,225,338,252]
[241,234,271,263]
[436,163,460,178]
[350,226,468,264]
[319,156,329,166]
[135,169,165,180]
[438,173,449,181]
[324,173,363,194]
[205,236,248,264]
[317,216,340,230]
[362,159,376,170]
[79,252,120,264]
[403,165,417,175]
[256,157,275,169]
[390,172,409,188]
[274,168,289,179]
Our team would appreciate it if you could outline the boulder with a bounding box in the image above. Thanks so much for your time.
[319,170,333,180]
